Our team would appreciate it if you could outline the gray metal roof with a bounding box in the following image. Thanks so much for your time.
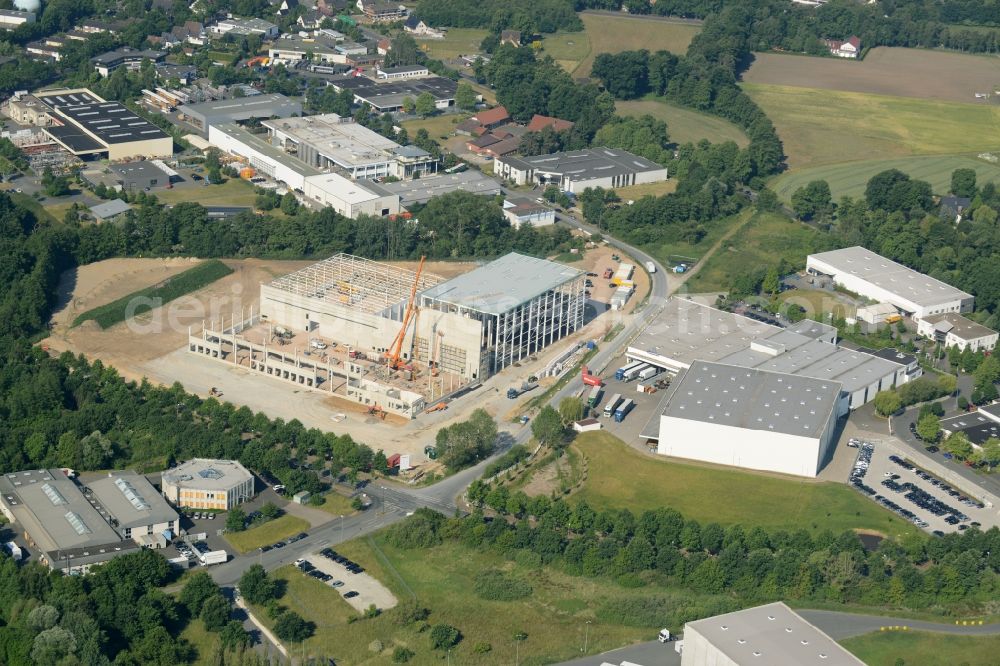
[211,123,321,176]
[629,298,901,395]
[89,199,132,219]
[785,319,836,340]
[162,458,254,491]
[808,246,972,308]
[940,412,993,432]
[663,361,840,439]
[497,147,665,182]
[86,471,178,530]
[179,93,302,123]
[372,170,501,206]
[419,252,583,315]
[685,602,865,665]
[920,313,996,341]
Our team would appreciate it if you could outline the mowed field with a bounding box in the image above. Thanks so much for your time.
[841,630,1000,666]
[573,432,919,537]
[743,47,1000,102]
[743,83,1000,169]
[616,99,749,147]
[771,154,1000,202]
[549,14,700,76]
[418,27,488,60]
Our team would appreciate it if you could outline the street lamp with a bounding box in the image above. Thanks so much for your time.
[583,620,592,653]
[340,514,344,542]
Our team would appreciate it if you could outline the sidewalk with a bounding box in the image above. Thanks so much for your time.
[235,595,288,659]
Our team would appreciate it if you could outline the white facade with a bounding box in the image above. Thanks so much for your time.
[303,172,400,218]
[376,65,429,80]
[806,247,973,319]
[916,314,998,352]
[208,124,313,191]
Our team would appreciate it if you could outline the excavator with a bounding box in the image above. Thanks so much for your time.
[367,404,386,420]
[384,256,425,372]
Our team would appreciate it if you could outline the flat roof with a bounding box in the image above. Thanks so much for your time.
[921,313,997,341]
[306,172,387,204]
[35,89,103,107]
[90,199,132,218]
[959,421,1000,446]
[419,252,583,315]
[86,472,178,530]
[857,346,917,367]
[91,47,164,65]
[373,170,501,206]
[685,602,864,665]
[264,113,401,168]
[179,93,301,121]
[0,469,124,558]
[162,458,253,491]
[43,122,105,153]
[808,246,972,309]
[111,159,171,183]
[336,76,457,108]
[940,412,994,432]
[56,101,169,144]
[378,64,428,74]
[212,123,321,176]
[630,298,902,395]
[663,361,840,439]
[978,403,1000,420]
[785,319,836,340]
[499,147,665,182]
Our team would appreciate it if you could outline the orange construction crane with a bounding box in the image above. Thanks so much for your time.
[385,255,425,371]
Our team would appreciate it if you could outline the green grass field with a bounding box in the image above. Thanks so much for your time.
[71,259,233,329]
[419,28,489,60]
[314,492,355,516]
[778,288,857,321]
[637,208,752,274]
[224,514,311,554]
[841,630,1000,666]
[743,83,1000,169]
[250,539,666,665]
[573,432,919,537]
[616,99,749,147]
[154,178,258,207]
[4,190,58,224]
[572,14,700,76]
[613,179,678,199]
[540,31,592,72]
[178,618,223,665]
[685,211,828,293]
[401,113,471,140]
[770,153,1000,202]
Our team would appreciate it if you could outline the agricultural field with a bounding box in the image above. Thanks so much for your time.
[418,28,488,61]
[569,14,700,76]
[770,153,1000,203]
[616,99,749,147]
[743,47,1000,103]
[841,630,1000,666]
[223,514,311,553]
[685,212,829,294]
[249,537,677,665]
[743,83,1000,169]
[572,432,919,537]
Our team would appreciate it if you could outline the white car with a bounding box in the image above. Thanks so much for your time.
[309,339,328,350]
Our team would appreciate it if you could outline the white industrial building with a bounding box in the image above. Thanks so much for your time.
[916,313,998,352]
[806,247,974,319]
[304,172,400,218]
[657,361,843,478]
[86,471,179,547]
[209,123,320,191]
[502,197,555,227]
[161,459,255,510]
[629,298,906,411]
[494,147,668,193]
[681,602,864,666]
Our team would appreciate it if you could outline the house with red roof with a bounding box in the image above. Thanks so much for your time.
[825,35,860,58]
[526,114,574,133]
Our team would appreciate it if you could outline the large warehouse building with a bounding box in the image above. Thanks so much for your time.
[656,361,843,478]
[34,88,173,161]
[494,147,668,192]
[806,246,974,319]
[629,298,906,411]
[179,93,302,135]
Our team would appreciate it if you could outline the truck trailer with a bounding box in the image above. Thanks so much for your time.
[621,363,649,382]
[587,385,604,408]
[603,393,622,418]
[507,380,538,399]
[614,399,634,422]
[638,365,659,381]
[615,360,643,381]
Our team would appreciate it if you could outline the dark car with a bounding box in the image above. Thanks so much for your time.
[344,591,359,598]
[926,446,940,453]
[272,541,286,549]
[191,174,202,181]
[259,545,272,553]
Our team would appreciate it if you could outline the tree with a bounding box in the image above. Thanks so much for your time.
[916,413,940,443]
[415,92,436,117]
[199,594,231,632]
[31,627,77,664]
[455,82,477,111]
[180,571,220,615]
[280,192,299,215]
[274,611,314,642]
[951,168,977,198]
[402,96,416,114]
[435,408,498,471]
[219,621,251,651]
[429,624,461,649]
[978,437,1000,470]
[531,405,566,448]
[259,502,281,520]
[944,432,974,460]
[26,605,59,632]
[761,266,781,296]
[790,180,833,220]
[226,507,247,532]
[873,390,902,417]
[238,564,276,605]
[558,396,584,424]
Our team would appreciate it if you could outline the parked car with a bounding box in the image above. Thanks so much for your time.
[344,591,359,598]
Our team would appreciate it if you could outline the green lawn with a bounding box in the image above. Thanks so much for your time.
[616,99,749,147]
[224,514,311,554]
[6,191,58,224]
[613,179,678,199]
[685,211,829,293]
[314,492,356,516]
[252,538,669,665]
[154,178,258,207]
[778,288,857,321]
[743,83,1000,169]
[401,113,470,141]
[638,208,753,274]
[573,432,920,537]
[574,14,700,76]
[540,31,592,72]
[419,28,489,60]
[841,630,1000,666]
[178,618,223,665]
[770,153,1000,203]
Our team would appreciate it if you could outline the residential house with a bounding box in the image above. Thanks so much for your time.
[503,196,555,227]
[526,114,574,133]
[940,195,971,223]
[274,0,298,17]
[376,38,391,55]
[298,10,324,30]
[825,35,860,58]
[917,313,998,352]
[357,0,406,22]
[91,47,166,78]
[471,105,509,130]
[26,36,68,62]
[316,0,348,16]
[403,15,445,39]
[500,30,521,47]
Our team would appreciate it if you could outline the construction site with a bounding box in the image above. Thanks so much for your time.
[186,252,587,419]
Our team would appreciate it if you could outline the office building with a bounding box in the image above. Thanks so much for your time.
[494,147,669,193]
[161,459,255,510]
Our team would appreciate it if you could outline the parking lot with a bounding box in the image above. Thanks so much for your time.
[590,353,673,447]
[848,439,999,534]
[297,547,397,612]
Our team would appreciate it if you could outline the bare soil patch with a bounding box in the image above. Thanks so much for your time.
[743,47,1000,102]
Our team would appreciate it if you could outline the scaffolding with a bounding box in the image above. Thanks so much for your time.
[267,253,444,317]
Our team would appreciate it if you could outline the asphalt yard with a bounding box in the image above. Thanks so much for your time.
[849,439,999,534]
[303,550,397,612]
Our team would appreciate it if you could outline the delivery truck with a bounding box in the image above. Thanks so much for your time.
[615,360,643,381]
[638,366,659,381]
[645,260,656,274]
[614,399,634,422]
[603,393,622,418]
[587,385,603,409]
[506,380,538,399]
[622,363,649,382]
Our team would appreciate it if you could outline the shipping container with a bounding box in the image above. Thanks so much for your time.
[614,399,634,422]
[603,393,622,418]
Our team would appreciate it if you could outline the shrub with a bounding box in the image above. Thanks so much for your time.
[473,642,492,654]
[392,599,430,626]
[429,624,461,650]
[473,569,532,601]
[483,445,531,478]
[369,639,383,653]
[384,508,446,549]
[616,573,646,588]
[514,549,542,569]
[392,646,414,663]
[364,604,380,618]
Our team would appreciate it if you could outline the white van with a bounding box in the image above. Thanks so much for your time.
[657,629,672,643]
[309,339,328,350]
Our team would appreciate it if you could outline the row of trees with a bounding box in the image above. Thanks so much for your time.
[415,0,583,34]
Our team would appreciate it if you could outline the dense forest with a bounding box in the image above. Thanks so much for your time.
[415,0,582,34]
